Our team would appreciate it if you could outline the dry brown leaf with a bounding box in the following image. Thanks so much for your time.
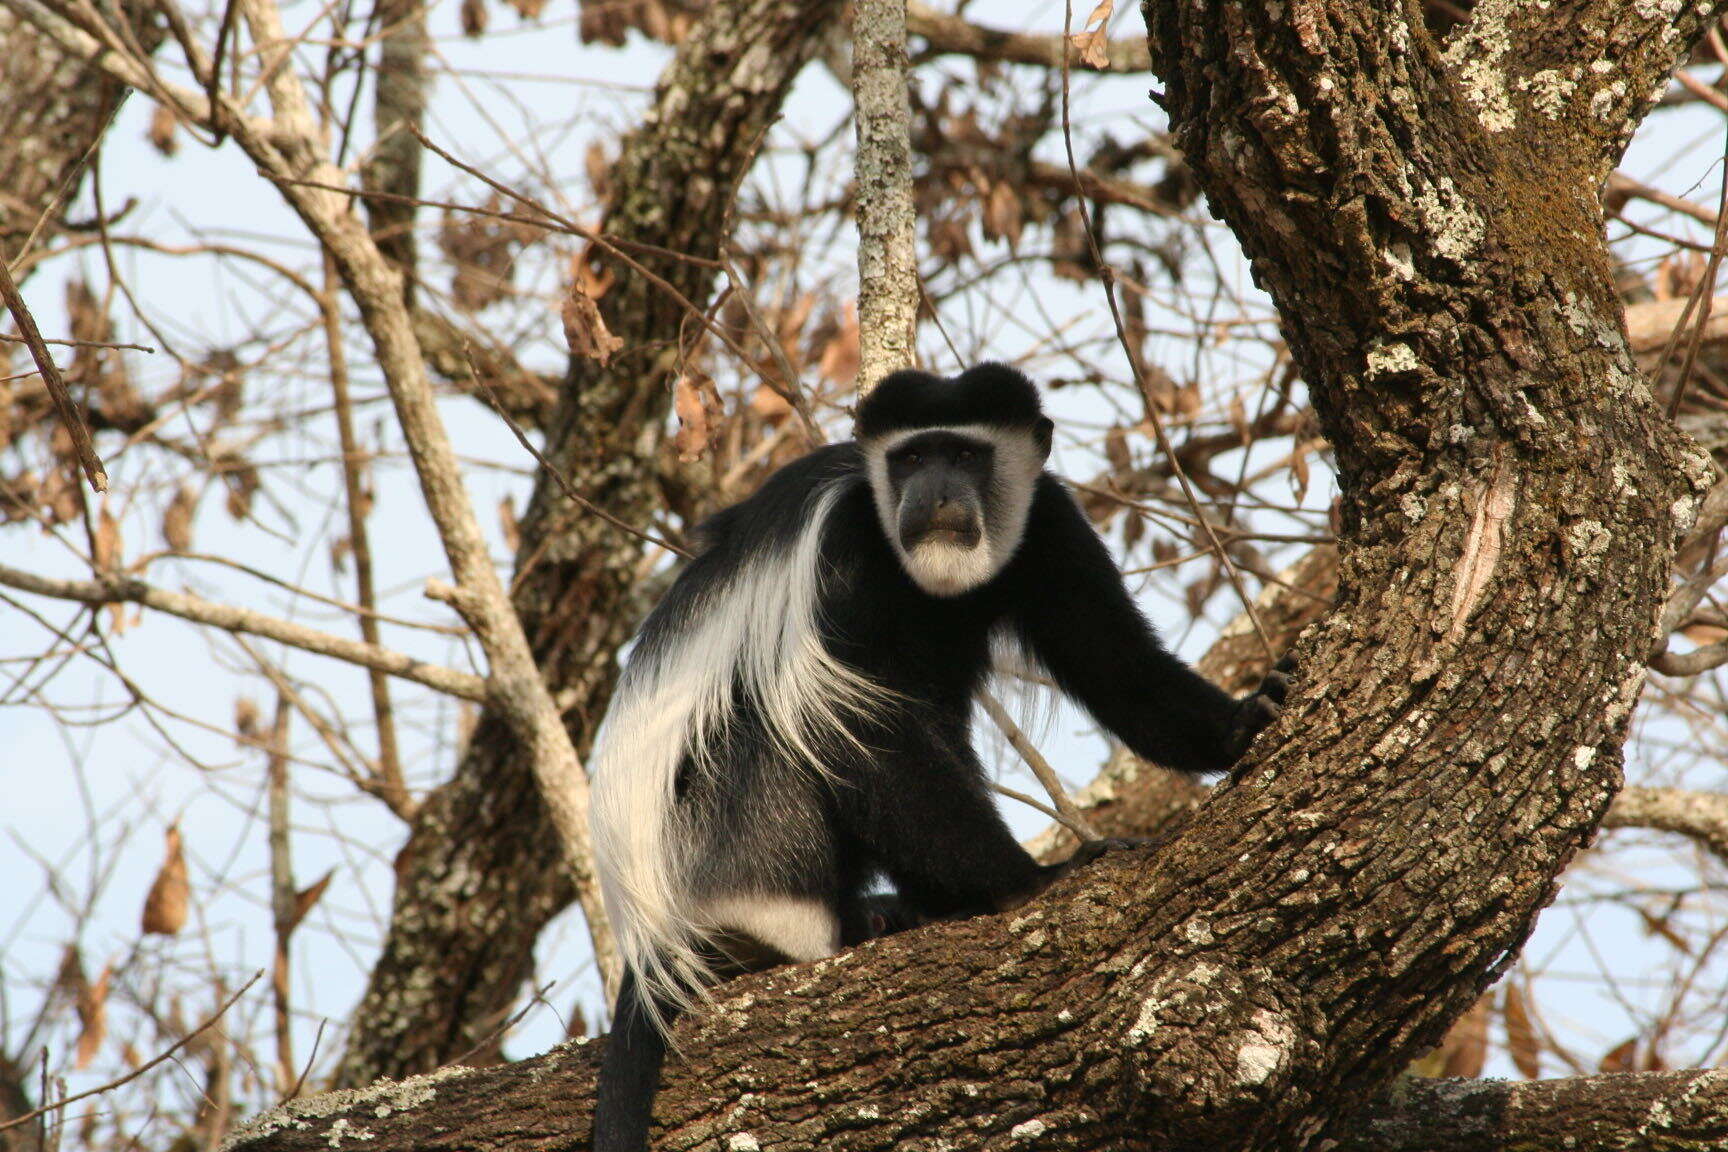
[1503,983,1542,1079]
[1599,1036,1638,1073]
[205,349,246,422]
[1656,251,1706,302]
[983,181,1024,248]
[1291,445,1311,503]
[148,105,179,157]
[1070,0,1114,69]
[926,211,973,265]
[561,283,623,366]
[776,293,817,373]
[499,495,521,554]
[224,460,259,521]
[288,869,335,934]
[440,198,526,312]
[163,483,198,551]
[749,384,792,424]
[1104,426,1132,475]
[508,0,548,17]
[141,824,189,936]
[1681,620,1728,646]
[92,501,121,572]
[1227,392,1249,443]
[674,373,722,462]
[585,141,613,205]
[460,0,488,37]
[565,1001,588,1040]
[817,303,860,385]
[235,696,261,741]
[43,466,80,525]
[1441,995,1490,1078]
[75,963,110,1070]
[1122,510,1144,551]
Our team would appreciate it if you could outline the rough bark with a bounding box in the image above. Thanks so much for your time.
[1337,1069,1728,1151]
[333,0,844,1086]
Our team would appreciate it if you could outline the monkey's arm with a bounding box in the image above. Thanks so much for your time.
[1004,478,1282,775]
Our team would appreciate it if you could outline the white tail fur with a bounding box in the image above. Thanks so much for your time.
[589,477,888,1031]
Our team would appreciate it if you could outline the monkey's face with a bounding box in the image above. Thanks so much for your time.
[864,424,1049,597]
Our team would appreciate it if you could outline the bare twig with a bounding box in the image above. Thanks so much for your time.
[978,689,1100,842]
[320,251,407,811]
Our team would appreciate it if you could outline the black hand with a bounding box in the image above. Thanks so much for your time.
[1067,836,1154,870]
[1227,653,1297,760]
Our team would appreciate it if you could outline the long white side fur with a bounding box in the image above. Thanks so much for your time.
[861,424,1044,597]
[590,477,885,1029]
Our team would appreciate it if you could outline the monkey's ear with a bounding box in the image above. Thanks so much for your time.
[1034,417,1054,463]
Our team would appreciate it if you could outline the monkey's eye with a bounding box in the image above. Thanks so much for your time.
[905,451,922,466]
[957,448,975,463]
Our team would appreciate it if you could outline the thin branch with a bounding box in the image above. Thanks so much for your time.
[0,255,107,492]
[977,689,1100,842]
[320,251,407,812]
[0,333,156,354]
[0,561,487,701]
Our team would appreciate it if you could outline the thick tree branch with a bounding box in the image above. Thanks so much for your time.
[906,1,1152,73]
[1602,784,1728,862]
[854,0,918,389]
[1337,1069,1728,1152]
[222,1017,1728,1152]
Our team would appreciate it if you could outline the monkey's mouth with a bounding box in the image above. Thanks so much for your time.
[905,523,981,550]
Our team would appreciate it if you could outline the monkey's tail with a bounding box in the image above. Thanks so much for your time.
[593,969,677,1152]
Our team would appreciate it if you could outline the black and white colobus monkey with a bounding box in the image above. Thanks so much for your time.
[590,364,1289,1152]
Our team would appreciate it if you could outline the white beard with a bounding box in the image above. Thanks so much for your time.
[899,536,999,597]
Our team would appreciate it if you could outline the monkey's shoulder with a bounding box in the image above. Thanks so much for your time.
[690,442,866,557]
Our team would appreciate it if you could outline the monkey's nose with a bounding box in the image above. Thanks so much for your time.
[926,499,974,535]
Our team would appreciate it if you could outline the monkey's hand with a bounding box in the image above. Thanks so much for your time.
[1226,653,1296,761]
[1066,836,1154,870]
